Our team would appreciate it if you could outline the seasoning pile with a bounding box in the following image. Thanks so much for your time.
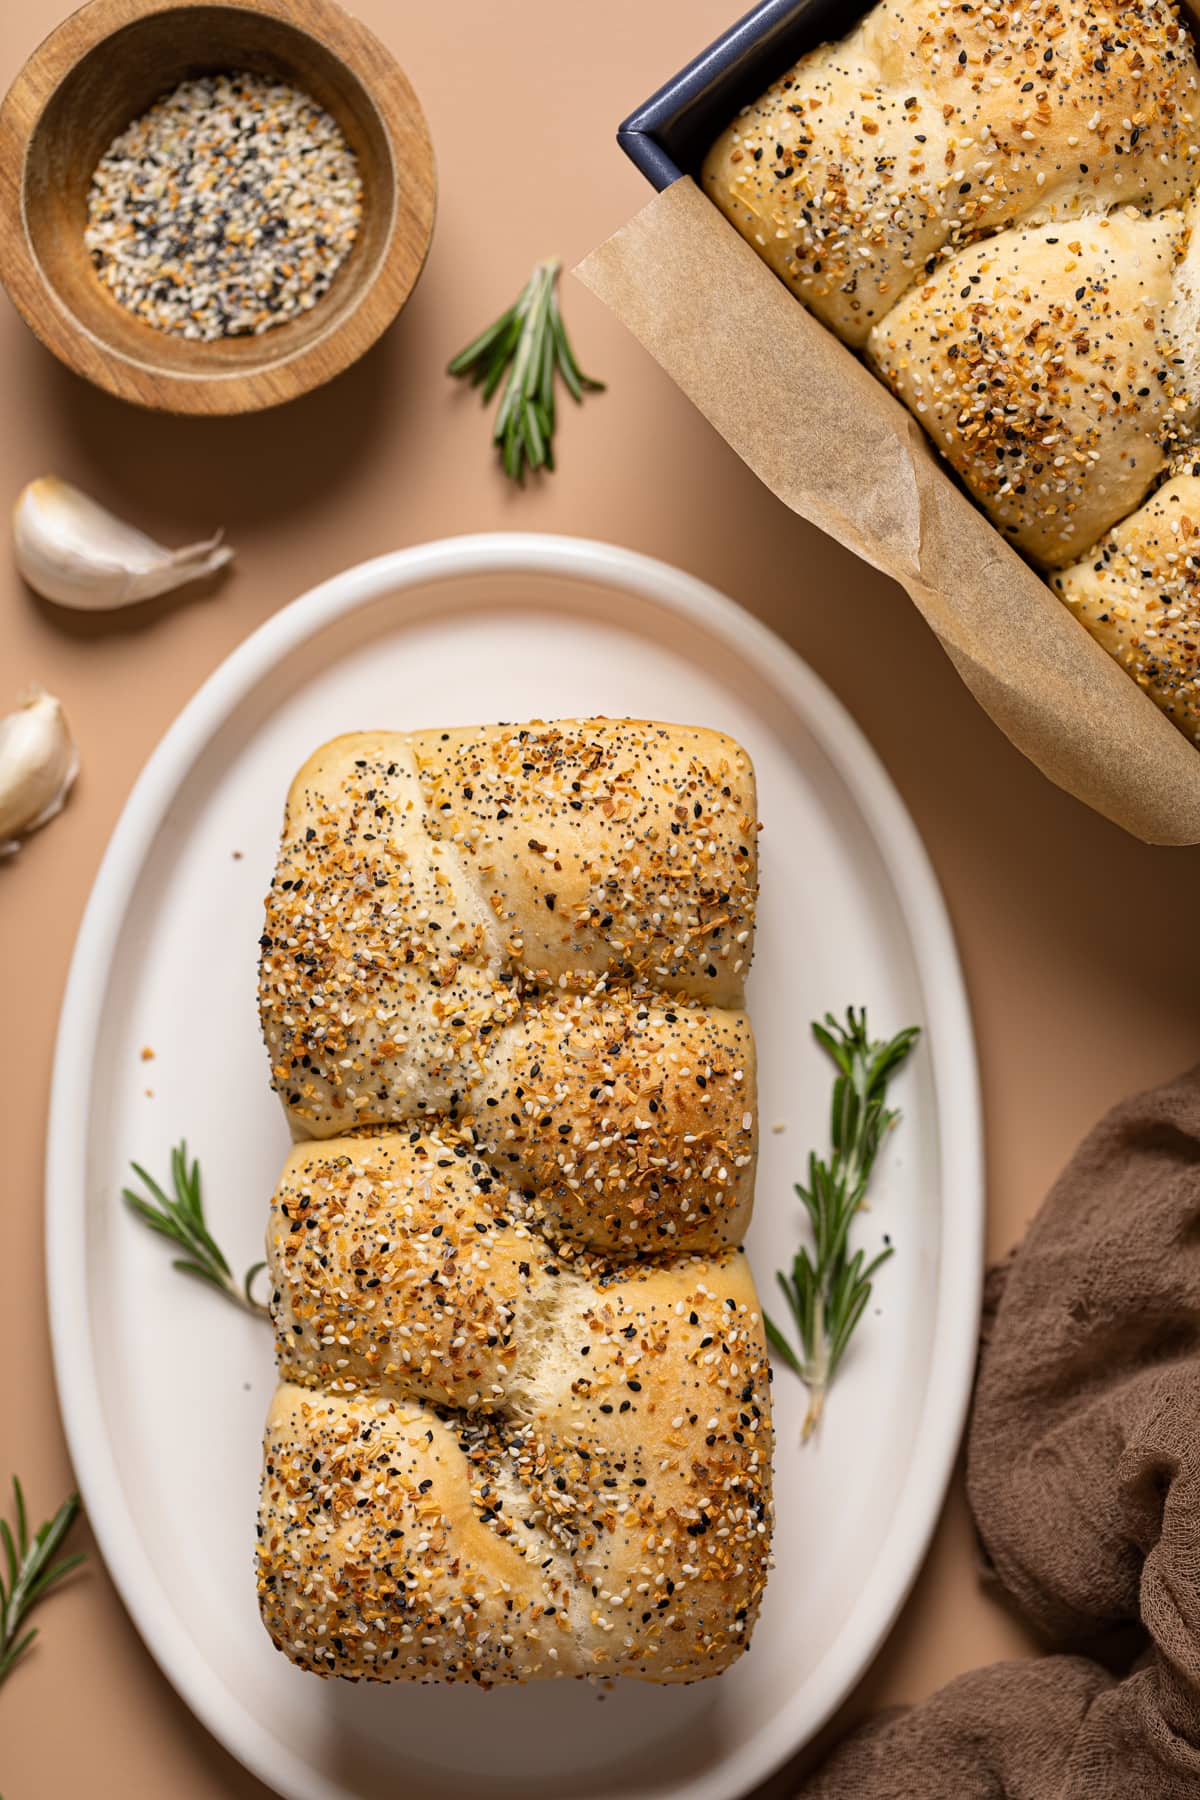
[85,71,362,341]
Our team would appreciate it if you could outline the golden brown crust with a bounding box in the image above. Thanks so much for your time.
[703,0,1200,348]
[259,1385,582,1683]
[267,1134,533,1411]
[473,994,756,1256]
[1051,472,1200,737]
[412,720,757,1001]
[260,730,512,1131]
[259,1135,773,1684]
[867,206,1200,566]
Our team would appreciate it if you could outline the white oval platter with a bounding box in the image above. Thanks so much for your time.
[47,533,982,1800]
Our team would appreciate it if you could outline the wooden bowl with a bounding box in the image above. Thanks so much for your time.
[0,0,436,414]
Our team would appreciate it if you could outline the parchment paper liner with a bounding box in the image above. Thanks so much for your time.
[576,177,1200,844]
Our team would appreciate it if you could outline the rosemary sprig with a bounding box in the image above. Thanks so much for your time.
[124,1141,268,1316]
[447,257,604,481]
[0,1479,85,1689]
[767,1009,920,1440]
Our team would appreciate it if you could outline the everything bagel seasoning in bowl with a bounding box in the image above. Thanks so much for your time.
[84,69,363,341]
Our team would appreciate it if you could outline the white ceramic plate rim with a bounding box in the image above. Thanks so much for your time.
[46,532,983,1800]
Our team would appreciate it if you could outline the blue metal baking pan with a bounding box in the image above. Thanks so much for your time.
[618,0,872,191]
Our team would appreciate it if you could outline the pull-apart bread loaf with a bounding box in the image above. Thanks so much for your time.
[256,720,772,1683]
[703,0,1200,728]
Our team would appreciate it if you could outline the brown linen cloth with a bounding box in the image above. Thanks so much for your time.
[800,1067,1200,1797]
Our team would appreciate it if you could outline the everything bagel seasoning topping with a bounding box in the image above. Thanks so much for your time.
[85,70,362,341]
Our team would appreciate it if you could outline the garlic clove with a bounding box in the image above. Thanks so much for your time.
[0,686,79,857]
[13,476,233,611]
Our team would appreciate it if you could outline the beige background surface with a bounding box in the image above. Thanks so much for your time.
[2,0,1199,1794]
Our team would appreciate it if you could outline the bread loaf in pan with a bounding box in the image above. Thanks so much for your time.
[702,0,1200,733]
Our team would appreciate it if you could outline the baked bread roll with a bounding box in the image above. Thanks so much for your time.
[703,0,1200,348]
[257,1134,772,1684]
[1051,473,1200,739]
[868,204,1200,566]
[474,990,756,1256]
